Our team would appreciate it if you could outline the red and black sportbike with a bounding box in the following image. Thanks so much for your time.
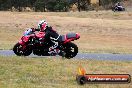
[13,31,80,59]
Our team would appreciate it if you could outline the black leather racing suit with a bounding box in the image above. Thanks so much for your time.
[44,26,61,42]
[43,26,62,55]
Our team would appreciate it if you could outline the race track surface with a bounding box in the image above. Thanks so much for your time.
[0,50,132,61]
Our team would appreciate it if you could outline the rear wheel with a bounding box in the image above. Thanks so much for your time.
[13,43,32,56]
[63,42,78,59]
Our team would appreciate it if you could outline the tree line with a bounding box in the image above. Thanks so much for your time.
[0,0,122,12]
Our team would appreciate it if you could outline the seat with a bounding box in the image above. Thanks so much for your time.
[59,35,66,42]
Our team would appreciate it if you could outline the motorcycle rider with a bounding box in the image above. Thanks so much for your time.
[115,2,123,10]
[23,20,65,57]
[115,2,121,7]
[37,20,65,56]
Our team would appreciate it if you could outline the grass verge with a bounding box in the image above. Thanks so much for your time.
[0,56,131,88]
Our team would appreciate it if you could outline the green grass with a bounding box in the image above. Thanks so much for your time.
[0,56,131,88]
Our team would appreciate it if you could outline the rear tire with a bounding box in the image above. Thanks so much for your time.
[63,42,78,59]
[13,43,32,56]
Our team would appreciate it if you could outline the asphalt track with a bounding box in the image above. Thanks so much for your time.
[0,50,132,61]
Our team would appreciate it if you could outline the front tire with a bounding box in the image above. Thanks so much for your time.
[13,43,32,56]
[63,42,78,59]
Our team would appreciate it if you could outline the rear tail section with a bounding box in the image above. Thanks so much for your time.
[61,33,80,44]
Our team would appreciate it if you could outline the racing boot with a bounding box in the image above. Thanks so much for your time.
[53,49,66,58]
[48,47,65,57]
[48,47,56,56]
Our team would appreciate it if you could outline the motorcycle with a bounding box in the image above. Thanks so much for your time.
[13,31,80,59]
[112,5,125,12]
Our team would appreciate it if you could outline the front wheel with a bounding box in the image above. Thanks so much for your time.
[63,42,78,59]
[13,43,32,56]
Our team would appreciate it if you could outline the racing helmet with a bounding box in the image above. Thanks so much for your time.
[38,20,48,31]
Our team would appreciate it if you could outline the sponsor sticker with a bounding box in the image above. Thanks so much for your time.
[76,66,131,85]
